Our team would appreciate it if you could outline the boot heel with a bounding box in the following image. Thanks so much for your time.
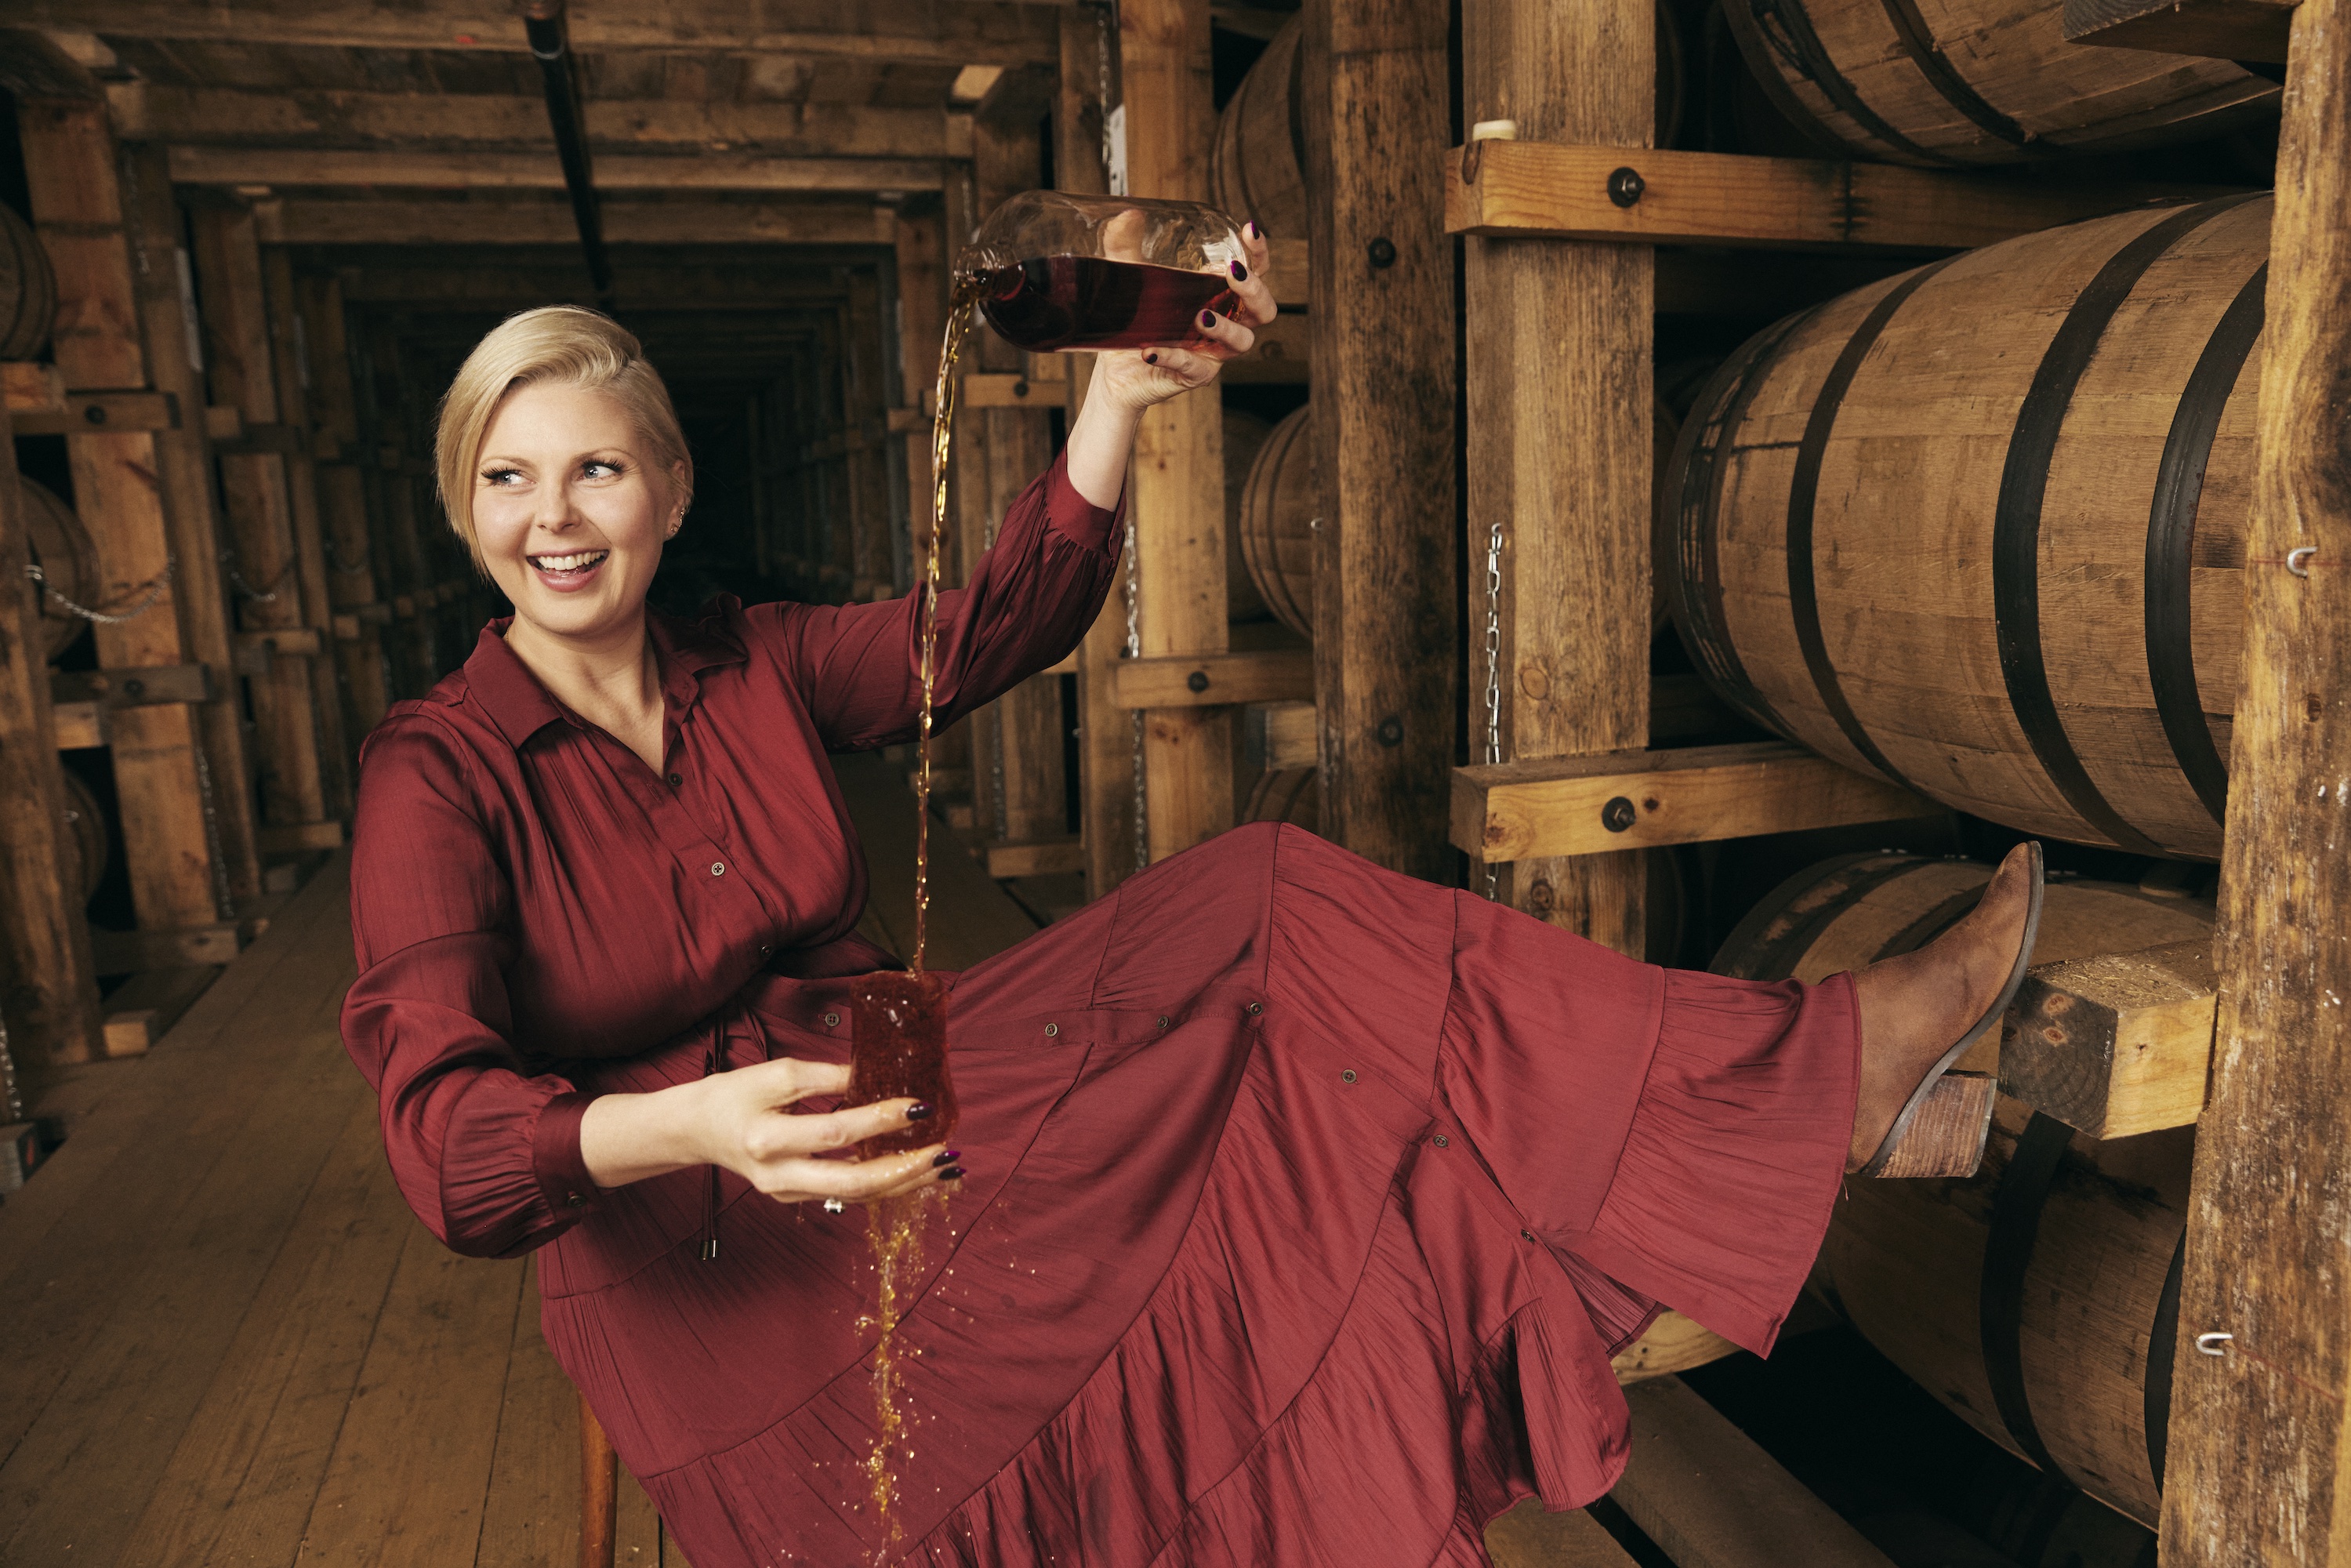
[1860,1071,1997,1179]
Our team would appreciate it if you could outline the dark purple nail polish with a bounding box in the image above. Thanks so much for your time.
[1199,310,1216,328]
[1244,220,1261,240]
[906,1102,934,1120]
[1229,260,1250,281]
[937,1165,966,1182]
[932,1149,962,1167]
[1144,351,1159,364]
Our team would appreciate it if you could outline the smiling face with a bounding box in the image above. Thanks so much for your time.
[472,381,684,650]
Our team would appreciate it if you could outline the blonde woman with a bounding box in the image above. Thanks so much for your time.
[344,249,2041,1566]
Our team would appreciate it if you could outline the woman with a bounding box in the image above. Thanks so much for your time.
[343,230,2040,1567]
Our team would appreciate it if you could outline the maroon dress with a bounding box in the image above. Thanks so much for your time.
[343,454,1858,1568]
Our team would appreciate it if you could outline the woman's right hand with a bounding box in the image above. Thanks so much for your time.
[579,1056,959,1203]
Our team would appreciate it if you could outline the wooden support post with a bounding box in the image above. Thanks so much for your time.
[843,267,894,601]
[188,201,331,833]
[296,272,393,737]
[0,405,106,1077]
[2161,2,2351,1558]
[19,99,231,934]
[1122,0,1235,862]
[259,236,352,815]
[1461,0,1654,954]
[1301,0,1456,879]
[117,142,263,906]
[1058,3,1143,895]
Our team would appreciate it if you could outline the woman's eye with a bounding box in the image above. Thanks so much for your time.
[582,459,624,481]
[480,467,523,487]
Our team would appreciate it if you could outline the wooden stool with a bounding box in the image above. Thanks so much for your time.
[580,1388,618,1568]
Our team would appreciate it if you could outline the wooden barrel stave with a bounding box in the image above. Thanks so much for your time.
[1667,198,2269,861]
[1210,16,1308,241]
[60,768,107,906]
[0,203,56,361]
[1721,0,2275,167]
[20,477,97,662]
[1717,852,2211,1527]
[1242,764,1320,832]
[1238,405,1318,641]
[1224,407,1275,624]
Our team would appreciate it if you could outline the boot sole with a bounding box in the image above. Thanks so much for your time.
[1856,842,2044,1180]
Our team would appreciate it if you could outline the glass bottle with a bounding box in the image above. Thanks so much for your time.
[958,190,1249,354]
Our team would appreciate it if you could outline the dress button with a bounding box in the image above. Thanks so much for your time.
[669,771,684,786]
[758,943,772,956]
[1156,1015,1170,1029]
[1433,1134,1451,1148]
[1044,1022,1059,1038]
[823,1011,840,1027]
[710,861,726,877]
[565,1191,586,1208]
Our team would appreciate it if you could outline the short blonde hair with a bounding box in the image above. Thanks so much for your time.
[434,306,693,571]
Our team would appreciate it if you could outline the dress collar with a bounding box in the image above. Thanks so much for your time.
[463,601,749,750]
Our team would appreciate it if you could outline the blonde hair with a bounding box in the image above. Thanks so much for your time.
[434,306,693,571]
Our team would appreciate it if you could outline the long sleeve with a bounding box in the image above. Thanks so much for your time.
[754,450,1122,751]
[341,714,604,1258]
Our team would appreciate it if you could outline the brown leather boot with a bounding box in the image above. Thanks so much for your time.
[1846,841,2043,1178]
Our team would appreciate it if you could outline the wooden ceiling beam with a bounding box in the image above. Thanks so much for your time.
[165,145,946,191]
[13,0,1058,65]
[109,83,975,161]
[260,198,900,246]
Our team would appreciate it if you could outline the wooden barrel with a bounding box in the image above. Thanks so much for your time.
[1238,405,1318,641]
[60,769,106,906]
[20,477,97,662]
[1224,408,1275,623]
[1242,764,1320,833]
[1662,196,2269,862]
[1718,0,2276,167]
[0,203,55,361]
[1715,851,2212,1527]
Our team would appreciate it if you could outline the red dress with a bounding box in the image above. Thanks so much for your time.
[343,455,1858,1568]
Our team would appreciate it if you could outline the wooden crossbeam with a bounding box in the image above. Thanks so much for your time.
[2001,939,2217,1140]
[110,83,970,161]
[1113,649,1314,710]
[2062,0,2295,60]
[1446,141,2229,252]
[1451,741,1941,863]
[261,198,897,248]
[165,146,944,193]
[5,390,178,435]
[5,0,1060,66]
[984,840,1087,879]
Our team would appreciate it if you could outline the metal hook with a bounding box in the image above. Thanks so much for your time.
[2288,546,2317,578]
[2197,1330,2233,1356]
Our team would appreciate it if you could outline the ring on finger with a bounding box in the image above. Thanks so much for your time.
[822,1197,846,1214]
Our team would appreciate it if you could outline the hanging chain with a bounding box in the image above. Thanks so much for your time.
[192,733,234,920]
[0,1009,22,1127]
[1482,514,1505,900]
[220,547,281,604]
[325,537,373,576]
[25,555,173,625]
[1123,514,1148,870]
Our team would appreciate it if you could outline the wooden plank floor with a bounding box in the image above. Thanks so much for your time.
[0,753,1621,1567]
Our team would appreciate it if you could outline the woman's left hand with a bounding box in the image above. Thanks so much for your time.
[1087,224,1279,412]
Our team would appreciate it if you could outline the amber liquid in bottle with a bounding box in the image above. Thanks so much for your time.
[978,256,1237,353]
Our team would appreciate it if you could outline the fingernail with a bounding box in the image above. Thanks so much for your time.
[932,1149,962,1167]
[1199,310,1216,328]
[1144,351,1158,364]
[1229,260,1249,281]
[906,1102,934,1120]
[937,1165,966,1182]
[1244,221,1261,239]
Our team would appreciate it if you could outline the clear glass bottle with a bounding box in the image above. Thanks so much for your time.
[958,190,1248,354]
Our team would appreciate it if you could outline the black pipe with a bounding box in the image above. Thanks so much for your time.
[521,0,615,307]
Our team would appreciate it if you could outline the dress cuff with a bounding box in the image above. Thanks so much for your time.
[531,1090,603,1218]
[1043,450,1124,555]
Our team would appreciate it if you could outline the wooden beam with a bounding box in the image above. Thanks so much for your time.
[1243,699,1317,770]
[165,147,944,194]
[985,840,1087,879]
[189,201,332,834]
[1485,1501,1639,1568]
[1447,140,2237,252]
[0,361,64,411]
[1113,648,1314,709]
[1055,4,1141,899]
[5,390,179,436]
[0,403,107,1079]
[52,702,108,750]
[97,964,218,1057]
[1463,0,1653,954]
[2161,2,2351,1558]
[49,664,213,708]
[3,0,1061,66]
[20,101,237,934]
[1615,1377,1899,1568]
[2001,939,2216,1139]
[108,83,967,161]
[2063,0,2295,60]
[1125,0,1235,864]
[1452,742,1940,863]
[85,921,246,976]
[1302,0,1453,879]
[295,273,390,740]
[1217,309,1311,383]
[264,198,898,249]
[1612,1311,1741,1385]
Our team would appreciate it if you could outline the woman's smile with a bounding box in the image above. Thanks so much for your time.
[528,546,612,590]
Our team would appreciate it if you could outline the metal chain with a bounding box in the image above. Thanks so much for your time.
[220,548,281,604]
[1123,514,1148,871]
[1482,514,1506,900]
[25,555,172,625]
[325,537,373,576]
[0,1010,22,1127]
[192,734,234,921]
